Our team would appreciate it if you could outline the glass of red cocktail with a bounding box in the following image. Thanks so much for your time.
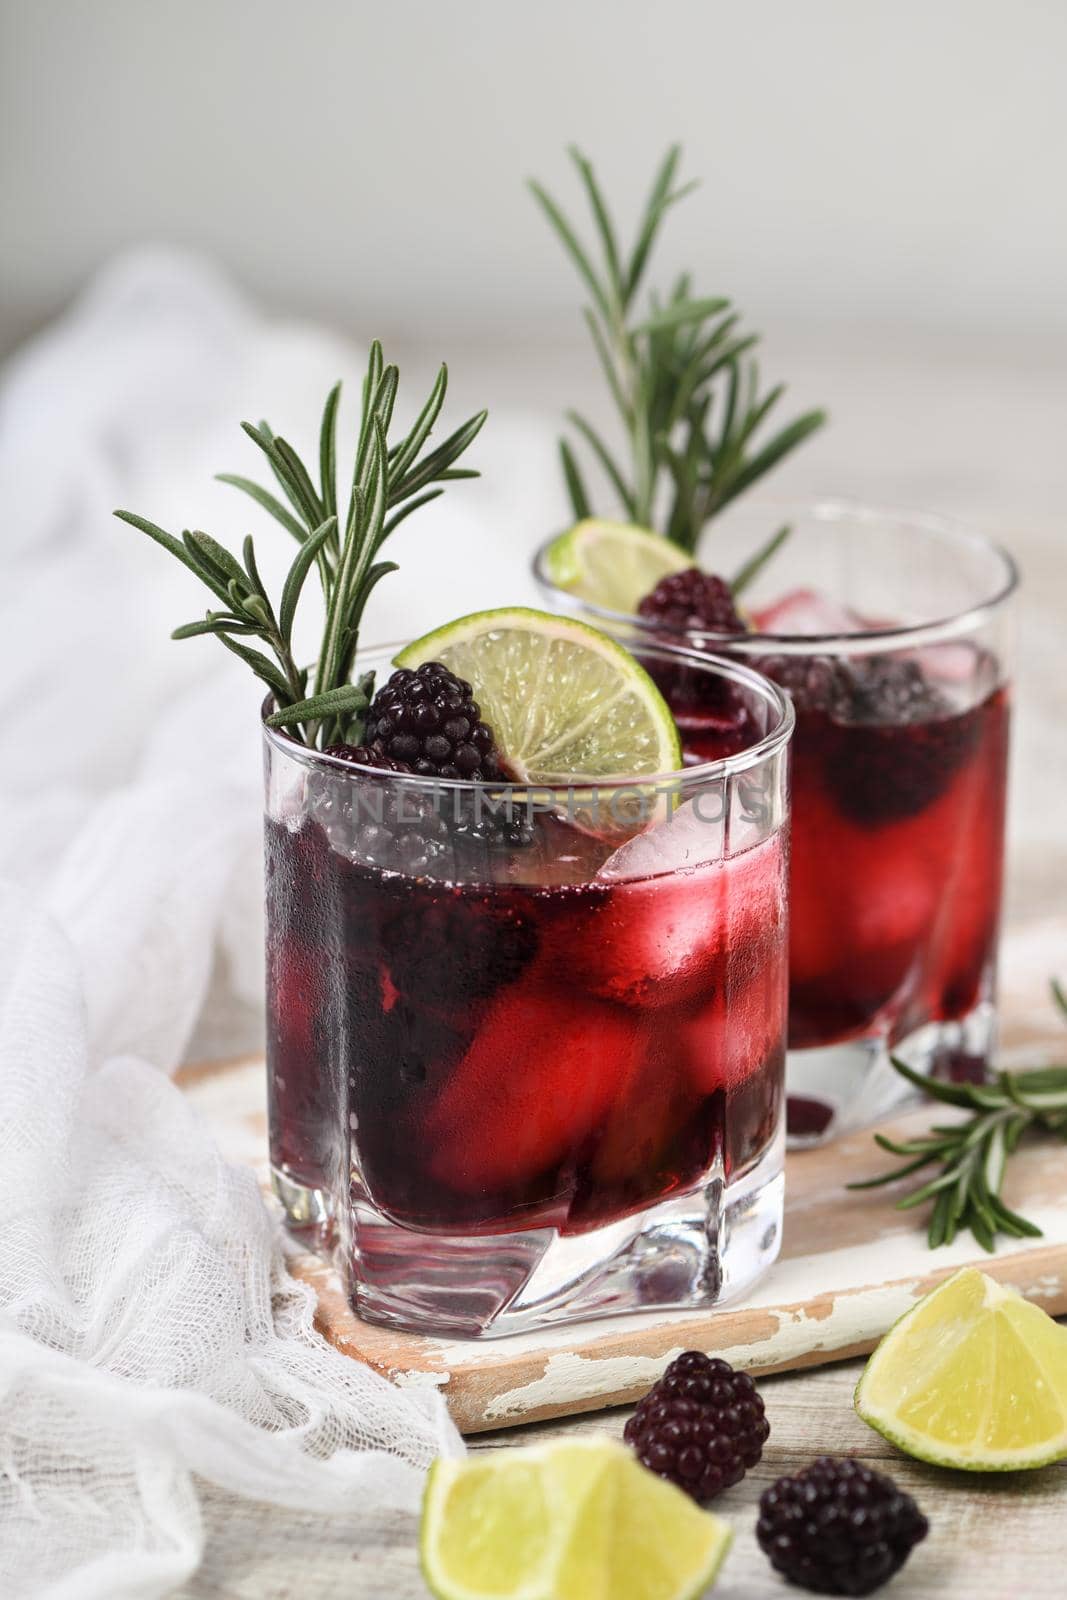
[263,638,792,1336]
[535,501,1017,1141]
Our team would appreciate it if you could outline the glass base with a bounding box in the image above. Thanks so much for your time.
[785,998,997,1147]
[334,1121,783,1339]
[271,1163,335,1248]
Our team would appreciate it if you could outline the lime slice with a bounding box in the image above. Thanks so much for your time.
[543,520,690,613]
[855,1267,1067,1471]
[394,608,681,781]
[420,1438,732,1600]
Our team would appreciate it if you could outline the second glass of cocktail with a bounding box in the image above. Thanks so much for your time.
[535,502,1016,1141]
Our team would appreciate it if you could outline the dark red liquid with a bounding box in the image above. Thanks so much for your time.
[670,665,1010,1052]
[265,803,786,1235]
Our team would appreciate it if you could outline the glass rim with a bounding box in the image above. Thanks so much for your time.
[532,496,1020,657]
[260,635,795,792]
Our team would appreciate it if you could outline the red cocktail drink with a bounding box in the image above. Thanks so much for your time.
[535,503,1017,1139]
[264,641,792,1335]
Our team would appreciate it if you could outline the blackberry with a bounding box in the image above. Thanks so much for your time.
[310,760,454,876]
[821,708,981,827]
[755,653,846,715]
[637,567,746,636]
[841,655,946,726]
[757,1457,928,1596]
[758,652,948,727]
[379,888,539,1007]
[636,568,757,743]
[312,668,512,873]
[623,1351,769,1503]
[324,743,412,773]
[327,742,535,871]
[363,662,505,780]
[450,791,536,866]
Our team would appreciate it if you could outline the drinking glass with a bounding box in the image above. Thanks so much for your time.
[263,641,792,1336]
[534,500,1017,1142]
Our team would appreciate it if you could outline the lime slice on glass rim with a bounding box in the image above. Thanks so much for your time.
[855,1266,1067,1471]
[394,607,682,784]
[420,1438,732,1600]
[542,519,691,614]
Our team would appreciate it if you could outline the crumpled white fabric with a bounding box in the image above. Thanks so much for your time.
[0,886,462,1600]
[0,251,553,1598]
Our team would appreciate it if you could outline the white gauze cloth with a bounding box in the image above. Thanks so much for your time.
[0,251,555,1598]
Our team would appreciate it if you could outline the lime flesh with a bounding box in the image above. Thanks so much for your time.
[855,1266,1067,1470]
[395,607,681,782]
[420,1439,732,1600]
[542,519,690,614]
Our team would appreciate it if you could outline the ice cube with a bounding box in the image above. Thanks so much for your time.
[753,587,866,637]
[424,981,643,1192]
[597,796,727,880]
[565,827,786,1008]
[680,960,788,1094]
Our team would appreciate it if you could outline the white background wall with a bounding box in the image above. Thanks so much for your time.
[3,0,1067,351]
[2,0,1066,922]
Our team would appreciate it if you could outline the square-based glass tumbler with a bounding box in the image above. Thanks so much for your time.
[534,501,1017,1143]
[263,641,793,1336]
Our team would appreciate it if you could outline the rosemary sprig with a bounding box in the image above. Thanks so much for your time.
[530,146,827,559]
[115,343,487,748]
[849,983,1067,1252]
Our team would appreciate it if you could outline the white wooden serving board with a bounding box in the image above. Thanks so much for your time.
[179,920,1067,1434]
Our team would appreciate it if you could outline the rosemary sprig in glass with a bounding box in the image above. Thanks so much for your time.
[849,982,1067,1252]
[530,146,827,572]
[115,342,486,749]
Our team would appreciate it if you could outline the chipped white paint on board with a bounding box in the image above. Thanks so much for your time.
[479,1227,1067,1423]
[180,990,1067,1434]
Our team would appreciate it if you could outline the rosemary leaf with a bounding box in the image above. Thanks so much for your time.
[634,296,730,336]
[582,307,634,427]
[213,632,293,702]
[381,489,444,542]
[534,146,826,560]
[318,382,341,522]
[265,681,371,729]
[113,511,233,607]
[118,349,486,747]
[215,475,308,543]
[721,407,829,507]
[392,410,488,504]
[388,365,448,485]
[171,615,258,640]
[240,536,275,623]
[568,146,625,309]
[565,411,635,517]
[850,1003,1067,1251]
[278,517,336,645]
[559,439,591,520]
[241,422,322,531]
[731,524,792,597]
[626,144,683,303]
[527,178,613,327]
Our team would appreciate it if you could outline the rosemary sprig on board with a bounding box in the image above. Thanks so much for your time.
[530,145,827,558]
[849,983,1067,1252]
[115,343,486,748]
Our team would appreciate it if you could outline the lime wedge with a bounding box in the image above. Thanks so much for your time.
[394,608,681,781]
[855,1267,1067,1471]
[420,1439,732,1600]
[543,520,690,613]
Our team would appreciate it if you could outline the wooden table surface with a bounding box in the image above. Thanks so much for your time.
[179,1354,1066,1599]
